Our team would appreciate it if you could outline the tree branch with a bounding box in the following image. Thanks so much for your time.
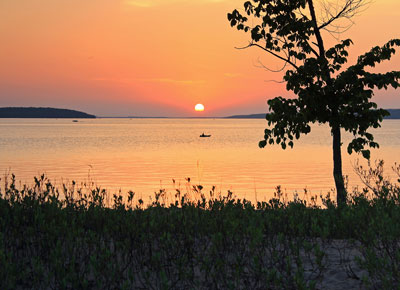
[318,1,350,30]
[307,0,326,58]
[254,57,288,73]
[318,0,369,32]
[264,79,286,84]
[236,43,299,70]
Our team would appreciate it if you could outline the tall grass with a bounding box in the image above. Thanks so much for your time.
[0,161,400,289]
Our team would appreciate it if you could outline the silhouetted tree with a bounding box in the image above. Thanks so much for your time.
[228,0,400,205]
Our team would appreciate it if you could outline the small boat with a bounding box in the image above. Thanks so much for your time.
[200,133,211,137]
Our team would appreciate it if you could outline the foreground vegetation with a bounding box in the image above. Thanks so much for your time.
[1,162,400,289]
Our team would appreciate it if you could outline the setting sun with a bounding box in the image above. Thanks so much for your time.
[195,104,205,111]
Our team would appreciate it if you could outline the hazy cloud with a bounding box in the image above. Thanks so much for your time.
[124,0,154,7]
[92,77,205,85]
[141,78,206,85]
[224,73,243,78]
[124,0,227,8]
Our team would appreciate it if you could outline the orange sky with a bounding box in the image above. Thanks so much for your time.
[0,0,399,117]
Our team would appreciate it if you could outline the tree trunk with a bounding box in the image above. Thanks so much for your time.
[307,0,345,204]
[332,125,346,205]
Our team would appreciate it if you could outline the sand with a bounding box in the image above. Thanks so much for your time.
[317,240,369,290]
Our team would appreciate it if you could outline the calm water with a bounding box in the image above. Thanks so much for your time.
[1,118,399,202]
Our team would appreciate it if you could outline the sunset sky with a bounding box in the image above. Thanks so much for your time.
[1,0,399,117]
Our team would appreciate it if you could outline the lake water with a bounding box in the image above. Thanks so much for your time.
[1,118,399,203]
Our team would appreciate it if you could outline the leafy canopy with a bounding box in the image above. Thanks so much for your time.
[228,0,400,159]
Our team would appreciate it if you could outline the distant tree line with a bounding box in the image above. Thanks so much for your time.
[227,109,400,119]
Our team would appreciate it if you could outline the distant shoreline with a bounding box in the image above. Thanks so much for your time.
[2,107,400,119]
[225,109,400,119]
[0,107,96,119]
